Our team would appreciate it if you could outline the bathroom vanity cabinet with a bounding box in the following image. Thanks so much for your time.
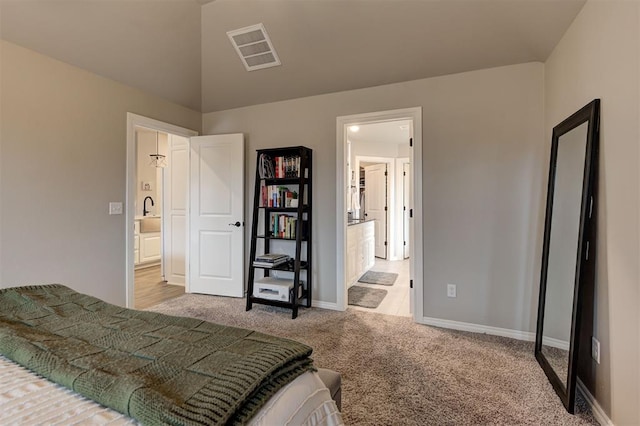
[134,220,161,267]
[346,220,375,287]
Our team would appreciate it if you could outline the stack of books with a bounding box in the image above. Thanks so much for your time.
[259,184,297,208]
[274,155,301,178]
[253,253,290,268]
[271,214,297,239]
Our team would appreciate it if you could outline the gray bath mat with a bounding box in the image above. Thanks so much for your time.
[358,271,398,286]
[348,286,387,309]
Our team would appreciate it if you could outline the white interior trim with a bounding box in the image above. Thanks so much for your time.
[312,300,339,311]
[335,107,423,319]
[417,316,537,342]
[125,113,198,308]
[541,336,570,351]
[577,378,614,426]
[396,157,411,260]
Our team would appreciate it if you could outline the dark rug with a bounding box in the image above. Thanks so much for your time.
[348,286,387,308]
[358,270,398,286]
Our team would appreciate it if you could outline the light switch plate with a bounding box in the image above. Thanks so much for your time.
[109,202,123,215]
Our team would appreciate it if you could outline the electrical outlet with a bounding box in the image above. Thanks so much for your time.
[591,336,600,364]
[447,284,457,298]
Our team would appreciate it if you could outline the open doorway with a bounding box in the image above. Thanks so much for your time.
[336,107,423,319]
[132,127,193,309]
[125,114,198,309]
[133,128,176,309]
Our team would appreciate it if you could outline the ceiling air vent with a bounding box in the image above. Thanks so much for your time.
[227,23,281,72]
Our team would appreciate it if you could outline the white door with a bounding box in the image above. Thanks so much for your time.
[403,162,411,259]
[365,163,387,259]
[189,134,244,297]
[162,134,189,285]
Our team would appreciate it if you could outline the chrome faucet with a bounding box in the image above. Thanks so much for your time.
[143,196,154,216]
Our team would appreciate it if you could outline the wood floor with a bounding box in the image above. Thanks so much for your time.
[349,258,411,317]
[135,260,409,314]
[134,265,185,309]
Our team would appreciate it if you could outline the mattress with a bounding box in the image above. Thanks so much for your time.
[0,355,343,425]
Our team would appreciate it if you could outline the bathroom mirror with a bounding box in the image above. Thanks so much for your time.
[535,99,599,413]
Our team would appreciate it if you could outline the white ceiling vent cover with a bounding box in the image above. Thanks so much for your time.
[227,23,281,72]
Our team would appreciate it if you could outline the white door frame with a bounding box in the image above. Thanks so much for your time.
[400,158,411,259]
[125,113,198,308]
[336,107,423,319]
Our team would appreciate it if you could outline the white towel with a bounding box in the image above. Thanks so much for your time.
[350,187,360,210]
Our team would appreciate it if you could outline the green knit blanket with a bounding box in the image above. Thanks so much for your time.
[0,285,314,425]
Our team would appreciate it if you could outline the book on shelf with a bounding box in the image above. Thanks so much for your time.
[253,253,290,268]
[259,183,299,208]
[258,154,301,180]
[274,155,301,179]
[255,253,289,262]
[268,214,308,239]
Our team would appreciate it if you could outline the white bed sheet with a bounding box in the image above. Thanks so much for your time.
[0,356,343,426]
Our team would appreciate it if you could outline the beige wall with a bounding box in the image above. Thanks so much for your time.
[0,41,201,305]
[544,1,640,423]
[203,62,546,330]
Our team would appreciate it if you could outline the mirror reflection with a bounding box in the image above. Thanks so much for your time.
[540,122,588,389]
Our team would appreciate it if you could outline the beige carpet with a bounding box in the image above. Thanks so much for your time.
[149,295,597,425]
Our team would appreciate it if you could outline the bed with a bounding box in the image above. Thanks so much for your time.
[0,285,343,425]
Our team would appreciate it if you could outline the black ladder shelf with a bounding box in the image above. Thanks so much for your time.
[246,146,312,319]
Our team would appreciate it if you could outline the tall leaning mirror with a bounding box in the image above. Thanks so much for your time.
[535,99,600,413]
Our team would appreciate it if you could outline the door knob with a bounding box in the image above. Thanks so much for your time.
[229,221,241,227]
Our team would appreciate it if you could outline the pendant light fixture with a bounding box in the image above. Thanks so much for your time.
[149,131,167,168]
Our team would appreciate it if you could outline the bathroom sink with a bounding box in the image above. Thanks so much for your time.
[140,216,161,233]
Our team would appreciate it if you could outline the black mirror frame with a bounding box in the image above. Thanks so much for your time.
[535,99,600,413]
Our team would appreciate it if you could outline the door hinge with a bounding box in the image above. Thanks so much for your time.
[384,171,388,177]
[384,241,387,246]
[410,209,413,218]
[403,206,406,211]
[410,279,413,289]
[384,206,388,211]
[403,171,406,176]
[403,241,406,246]
[409,138,413,147]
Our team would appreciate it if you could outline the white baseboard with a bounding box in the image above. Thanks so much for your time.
[542,336,570,351]
[577,378,614,426]
[312,300,340,310]
[416,316,536,342]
